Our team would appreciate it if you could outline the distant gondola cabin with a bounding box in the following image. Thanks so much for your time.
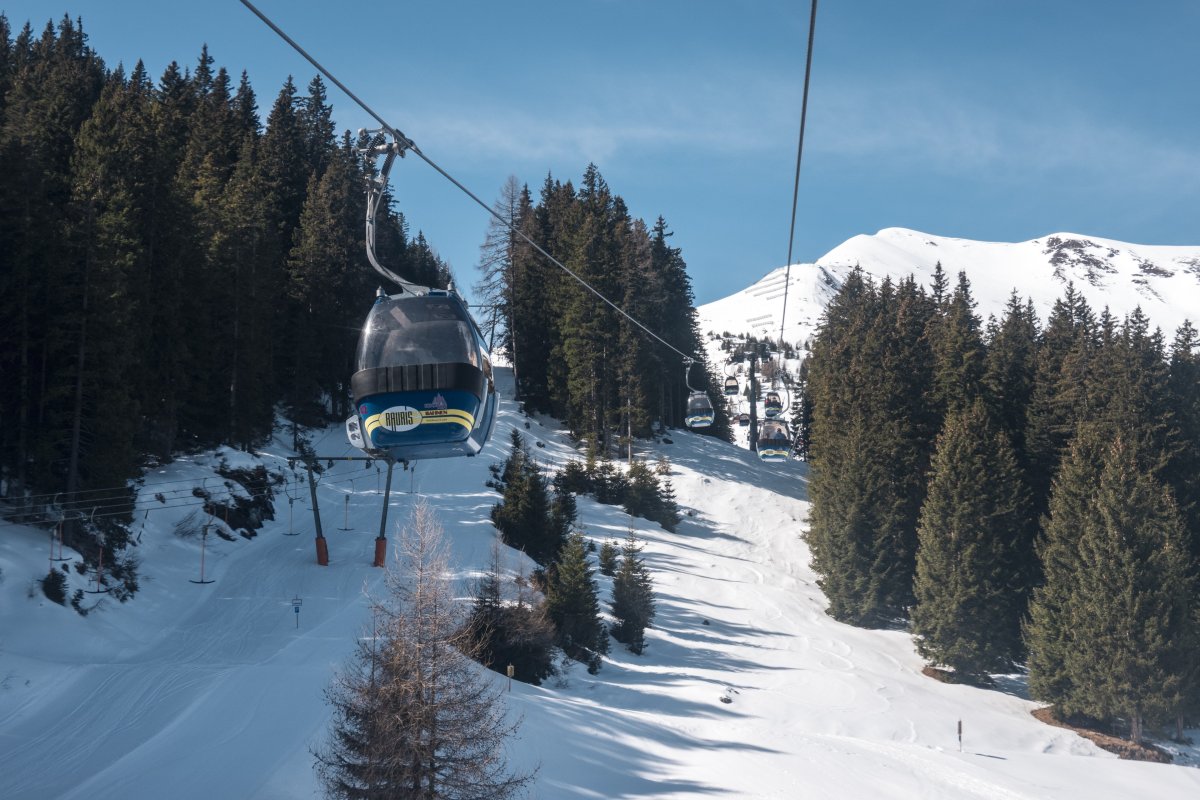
[685,391,714,429]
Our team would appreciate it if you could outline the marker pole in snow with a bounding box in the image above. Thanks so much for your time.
[338,492,352,531]
[957,719,962,752]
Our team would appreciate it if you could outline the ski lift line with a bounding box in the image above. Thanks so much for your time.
[63,470,371,524]
[44,471,367,519]
[11,473,243,504]
[779,0,818,348]
[238,0,700,366]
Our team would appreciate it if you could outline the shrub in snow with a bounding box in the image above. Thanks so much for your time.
[41,569,68,605]
[598,540,619,577]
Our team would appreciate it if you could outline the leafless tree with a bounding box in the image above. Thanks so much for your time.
[315,501,533,799]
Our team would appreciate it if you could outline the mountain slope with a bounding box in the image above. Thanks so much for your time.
[699,228,1200,346]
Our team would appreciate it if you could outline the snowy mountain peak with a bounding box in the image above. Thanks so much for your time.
[699,228,1200,347]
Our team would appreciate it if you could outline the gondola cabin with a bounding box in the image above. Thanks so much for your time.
[346,290,497,462]
[764,391,783,418]
[757,419,790,462]
[737,413,750,427]
[685,391,714,429]
[723,376,739,396]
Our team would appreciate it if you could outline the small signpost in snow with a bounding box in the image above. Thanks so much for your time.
[292,596,303,628]
[958,719,963,753]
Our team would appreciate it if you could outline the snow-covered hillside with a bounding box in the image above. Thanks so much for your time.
[2,368,1198,798]
[698,228,1200,347]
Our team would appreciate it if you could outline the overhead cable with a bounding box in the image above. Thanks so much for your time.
[238,0,699,364]
[778,0,819,348]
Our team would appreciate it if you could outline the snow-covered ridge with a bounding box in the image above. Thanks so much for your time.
[699,227,1200,346]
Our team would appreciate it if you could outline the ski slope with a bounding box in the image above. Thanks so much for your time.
[2,368,1198,798]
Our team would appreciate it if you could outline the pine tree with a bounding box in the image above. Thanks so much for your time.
[911,400,1032,680]
[927,271,985,418]
[610,531,656,654]
[63,66,150,508]
[598,539,620,577]
[1026,430,1196,742]
[315,503,532,799]
[1166,322,1200,570]
[1024,285,1096,517]
[0,16,104,500]
[807,271,937,624]
[490,431,563,565]
[544,532,608,671]
[509,177,562,413]
[286,147,362,419]
[983,293,1039,467]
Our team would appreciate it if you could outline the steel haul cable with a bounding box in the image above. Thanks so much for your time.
[778,0,819,350]
[239,0,700,365]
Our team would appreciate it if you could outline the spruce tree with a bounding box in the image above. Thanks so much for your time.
[1024,285,1096,518]
[610,532,656,654]
[927,271,985,418]
[544,532,608,671]
[1166,319,1200,695]
[911,400,1032,680]
[490,431,563,565]
[983,293,1039,467]
[1026,430,1196,741]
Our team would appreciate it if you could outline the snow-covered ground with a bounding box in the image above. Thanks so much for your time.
[2,366,1197,798]
[698,227,1200,352]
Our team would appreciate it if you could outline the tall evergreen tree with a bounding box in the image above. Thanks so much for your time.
[911,400,1033,679]
[1026,430,1196,742]
[1166,321,1200,564]
[1024,285,1096,518]
[927,271,985,418]
[490,430,566,565]
[287,147,363,419]
[544,532,608,672]
[610,531,656,654]
[983,293,1039,470]
[64,66,151,501]
[0,15,105,499]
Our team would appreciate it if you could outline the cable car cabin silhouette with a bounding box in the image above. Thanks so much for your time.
[764,391,783,418]
[737,413,750,427]
[723,376,739,396]
[757,419,790,462]
[685,392,714,429]
[347,290,497,462]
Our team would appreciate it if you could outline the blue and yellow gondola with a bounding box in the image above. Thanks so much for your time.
[347,290,496,462]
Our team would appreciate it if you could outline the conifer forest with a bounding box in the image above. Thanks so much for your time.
[0,16,723,555]
[806,266,1200,739]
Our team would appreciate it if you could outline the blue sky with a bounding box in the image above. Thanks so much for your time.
[6,1,1198,304]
